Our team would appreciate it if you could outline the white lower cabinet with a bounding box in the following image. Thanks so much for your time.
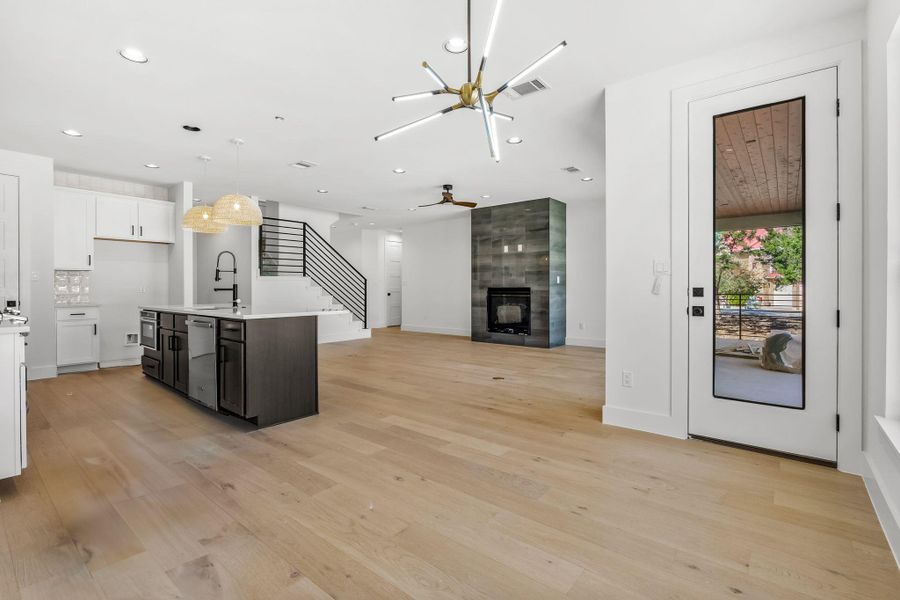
[57,307,100,367]
[0,328,27,480]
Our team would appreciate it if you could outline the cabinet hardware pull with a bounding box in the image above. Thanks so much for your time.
[131,225,135,235]
[93,323,97,335]
[140,225,143,237]
[88,254,92,266]
[70,312,86,316]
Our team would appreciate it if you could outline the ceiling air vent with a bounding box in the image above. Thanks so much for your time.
[562,166,581,173]
[504,78,550,100]
[289,160,318,169]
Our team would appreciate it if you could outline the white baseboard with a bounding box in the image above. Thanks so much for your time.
[57,363,99,374]
[602,405,687,439]
[100,358,141,368]
[27,364,57,380]
[864,474,900,569]
[565,336,606,348]
[319,329,372,343]
[401,324,470,337]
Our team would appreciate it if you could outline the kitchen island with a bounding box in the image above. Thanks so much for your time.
[139,305,347,427]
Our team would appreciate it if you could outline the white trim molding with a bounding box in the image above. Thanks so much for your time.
[565,337,606,348]
[401,324,470,337]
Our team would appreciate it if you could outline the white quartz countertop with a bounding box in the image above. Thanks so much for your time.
[0,321,30,335]
[139,305,349,321]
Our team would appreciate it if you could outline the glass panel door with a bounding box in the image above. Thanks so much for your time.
[712,98,805,409]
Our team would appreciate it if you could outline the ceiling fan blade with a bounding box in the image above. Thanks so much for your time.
[478,89,500,162]
[471,106,514,122]
[494,40,568,95]
[418,200,448,208]
[392,89,448,102]
[452,201,478,208]
[374,103,462,141]
[421,61,451,91]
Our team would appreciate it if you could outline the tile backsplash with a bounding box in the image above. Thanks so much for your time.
[55,271,93,305]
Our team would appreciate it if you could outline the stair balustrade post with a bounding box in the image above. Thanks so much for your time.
[302,222,307,277]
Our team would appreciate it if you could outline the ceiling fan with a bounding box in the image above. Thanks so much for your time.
[374,0,567,162]
[419,184,478,208]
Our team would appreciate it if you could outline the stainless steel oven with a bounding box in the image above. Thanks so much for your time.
[139,310,159,350]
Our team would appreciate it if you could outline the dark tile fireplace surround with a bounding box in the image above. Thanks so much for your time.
[472,198,566,348]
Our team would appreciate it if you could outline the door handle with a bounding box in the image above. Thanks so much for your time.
[691,306,705,317]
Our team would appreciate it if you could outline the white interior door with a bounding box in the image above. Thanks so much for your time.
[0,175,19,308]
[688,68,838,462]
[385,239,402,326]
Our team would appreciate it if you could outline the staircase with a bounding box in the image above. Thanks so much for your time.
[257,217,369,342]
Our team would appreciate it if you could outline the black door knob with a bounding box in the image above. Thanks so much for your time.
[691,306,705,317]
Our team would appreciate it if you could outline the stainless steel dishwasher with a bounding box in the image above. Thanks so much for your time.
[186,317,217,410]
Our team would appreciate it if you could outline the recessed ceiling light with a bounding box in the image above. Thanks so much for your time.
[118,47,148,63]
[368,222,375,226]
[393,168,406,174]
[61,129,83,137]
[330,225,337,228]
[443,37,468,54]
[352,222,359,227]
[506,136,523,144]
[317,189,328,194]
[408,207,417,211]
[182,124,201,132]
[290,161,317,169]
[144,163,160,169]
[581,176,593,182]
[481,194,491,199]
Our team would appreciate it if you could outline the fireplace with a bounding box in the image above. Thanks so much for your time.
[487,288,531,335]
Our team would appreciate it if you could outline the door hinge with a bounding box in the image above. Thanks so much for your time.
[836,98,841,117]
[836,309,841,328]
[836,202,841,221]
[836,414,841,432]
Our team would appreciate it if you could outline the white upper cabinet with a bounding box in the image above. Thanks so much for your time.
[53,188,95,270]
[94,194,174,243]
[95,195,139,240]
[137,200,175,243]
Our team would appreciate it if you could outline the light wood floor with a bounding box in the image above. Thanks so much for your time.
[1,328,897,599]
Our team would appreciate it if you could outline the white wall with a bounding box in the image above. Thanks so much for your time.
[864,0,900,565]
[168,182,193,306]
[566,200,606,347]
[401,214,471,336]
[330,227,401,329]
[0,148,55,379]
[277,203,339,242]
[604,14,864,437]
[93,240,169,366]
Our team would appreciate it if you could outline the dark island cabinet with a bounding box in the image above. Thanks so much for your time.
[143,310,319,428]
[218,338,245,416]
[160,317,188,394]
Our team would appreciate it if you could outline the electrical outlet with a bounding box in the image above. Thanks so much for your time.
[621,370,634,388]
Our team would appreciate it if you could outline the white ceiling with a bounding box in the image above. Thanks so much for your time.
[0,0,864,228]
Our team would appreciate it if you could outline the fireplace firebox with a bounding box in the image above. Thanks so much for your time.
[487,288,531,335]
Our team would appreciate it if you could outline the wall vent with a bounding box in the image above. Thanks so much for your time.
[561,166,581,173]
[504,78,550,100]
[290,160,318,169]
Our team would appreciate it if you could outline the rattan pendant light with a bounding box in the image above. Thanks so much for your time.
[212,138,263,226]
[183,155,227,233]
